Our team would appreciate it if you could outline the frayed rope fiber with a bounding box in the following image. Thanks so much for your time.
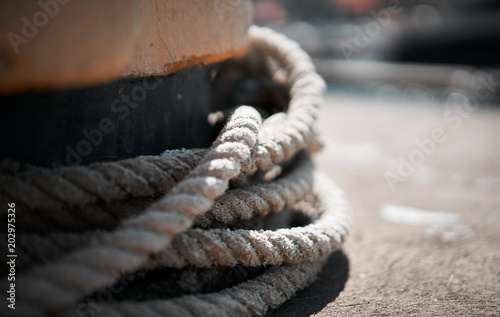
[0,26,352,317]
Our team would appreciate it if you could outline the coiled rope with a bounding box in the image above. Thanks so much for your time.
[0,26,352,317]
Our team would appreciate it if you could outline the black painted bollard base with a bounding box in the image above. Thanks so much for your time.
[1,66,213,168]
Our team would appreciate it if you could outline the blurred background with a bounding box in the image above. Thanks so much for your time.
[252,0,500,104]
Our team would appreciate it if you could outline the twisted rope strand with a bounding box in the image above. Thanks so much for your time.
[195,152,314,227]
[6,155,314,269]
[0,149,206,216]
[5,153,315,271]
[148,172,351,269]
[248,26,326,171]
[93,248,329,317]
[9,106,261,316]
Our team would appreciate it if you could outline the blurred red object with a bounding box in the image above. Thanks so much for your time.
[336,0,379,15]
[254,0,286,25]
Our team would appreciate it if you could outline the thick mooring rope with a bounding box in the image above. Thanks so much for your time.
[0,26,352,317]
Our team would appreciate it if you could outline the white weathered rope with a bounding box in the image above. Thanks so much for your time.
[94,259,327,317]
[0,150,207,232]
[149,173,350,269]
[0,149,207,210]
[56,174,349,317]
[9,170,349,272]
[195,152,316,227]
[6,153,315,270]
[9,106,262,316]
[0,26,351,317]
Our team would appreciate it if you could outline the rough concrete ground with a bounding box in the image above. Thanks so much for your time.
[268,92,500,316]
